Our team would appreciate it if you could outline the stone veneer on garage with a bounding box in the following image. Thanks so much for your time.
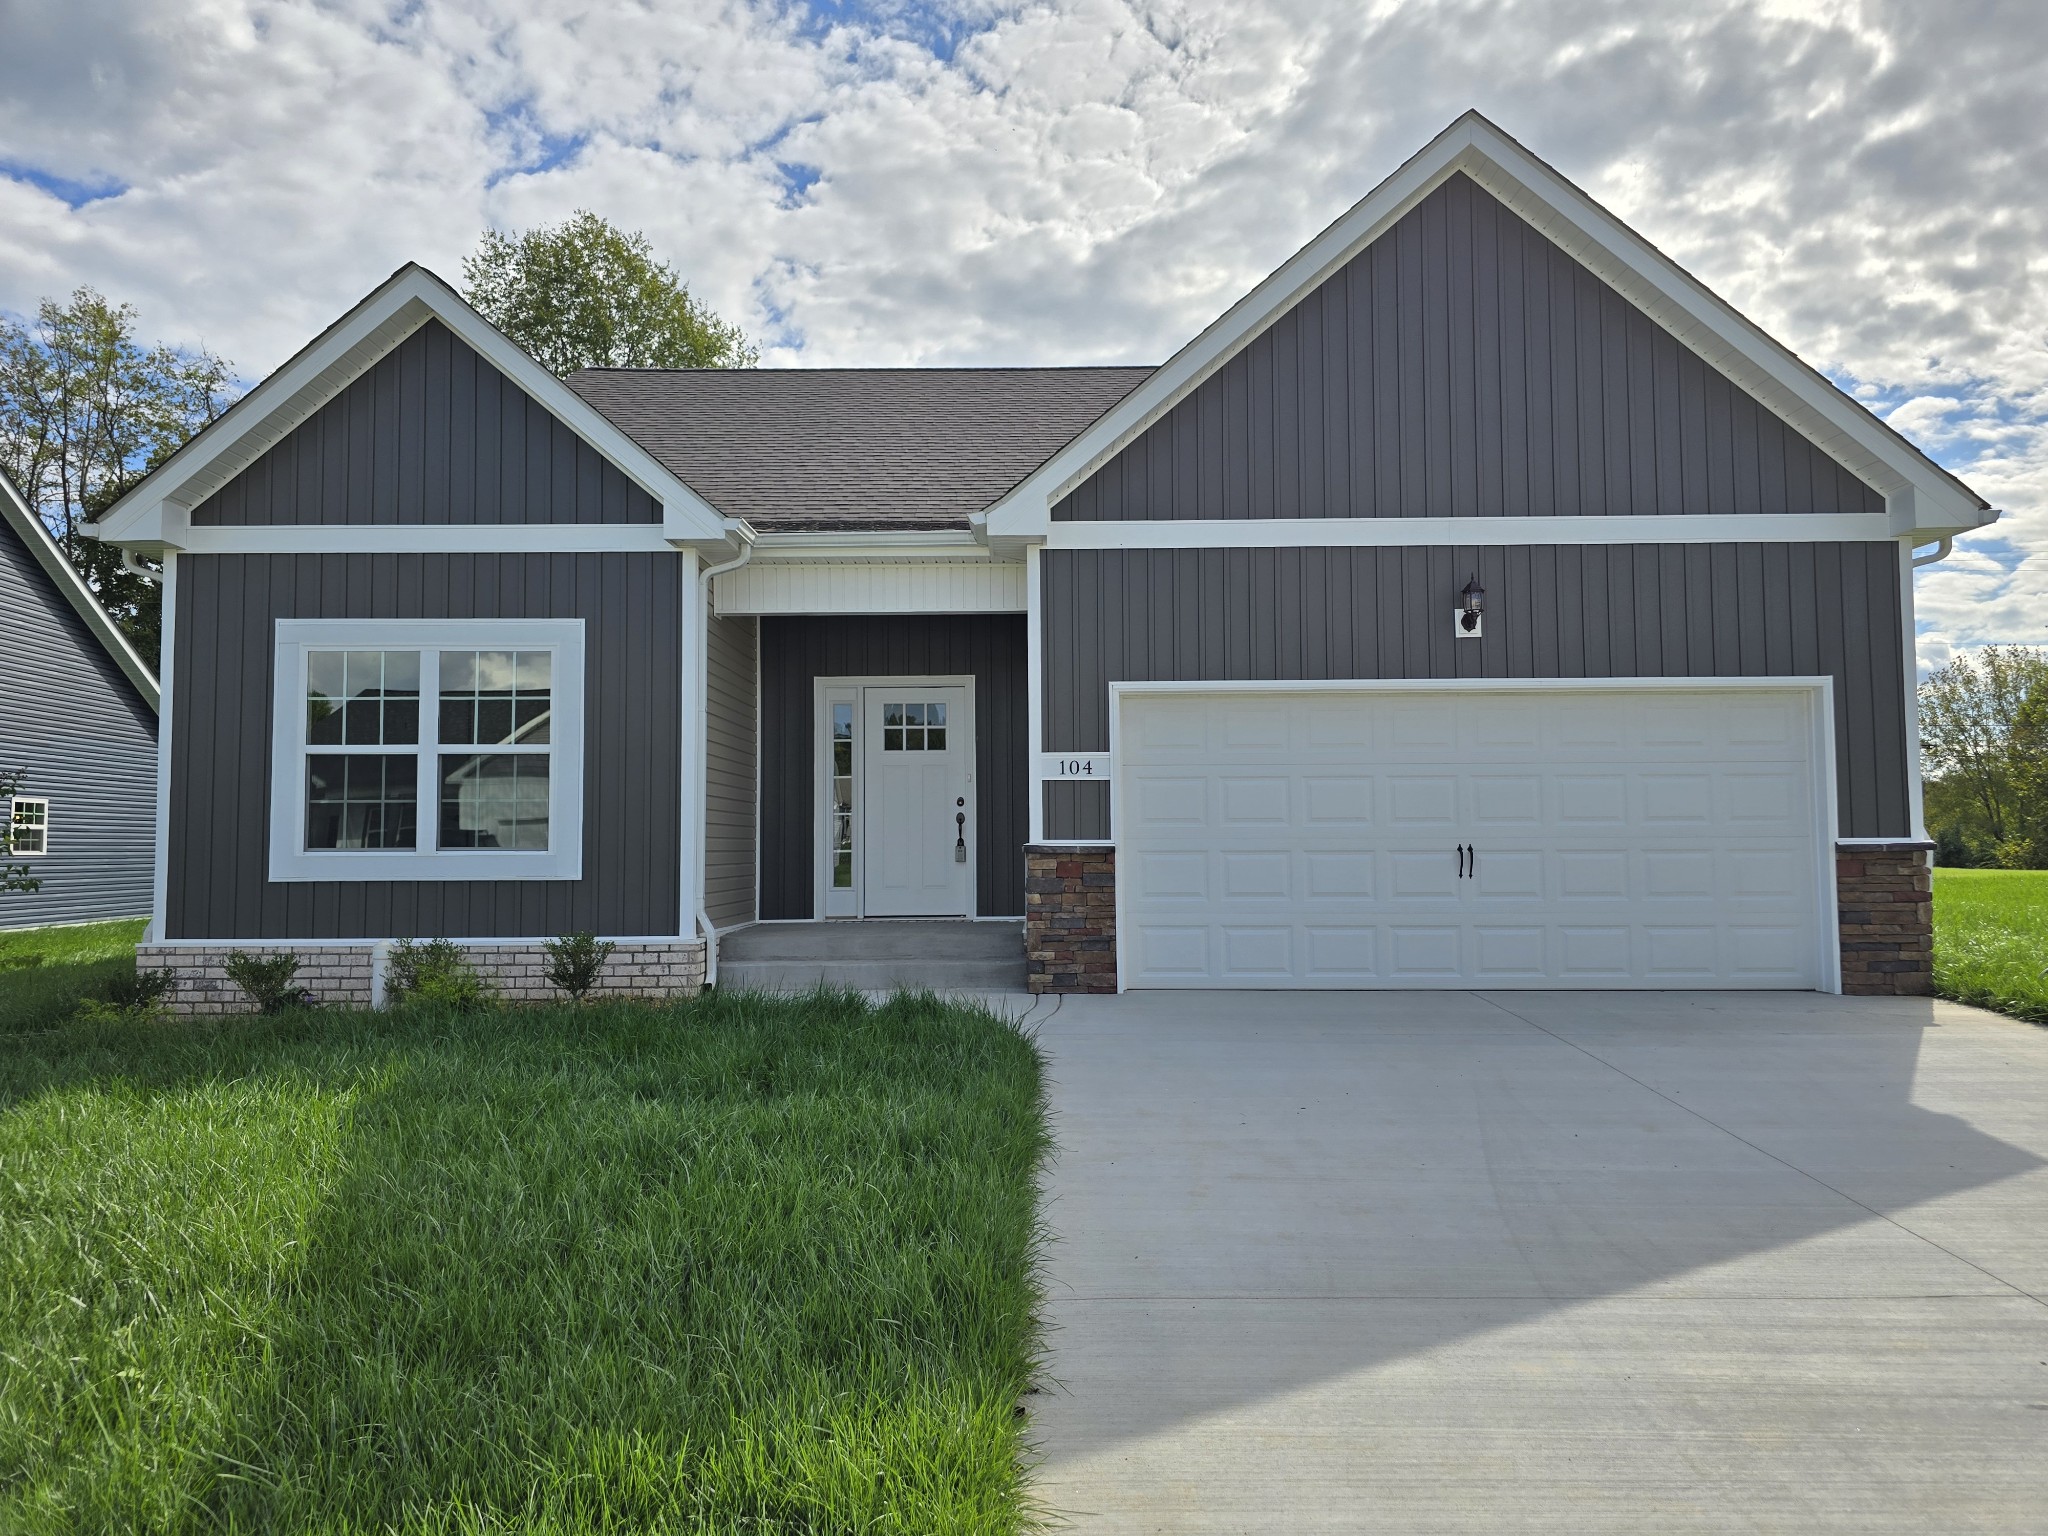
[137,940,707,1016]
[1834,841,1936,997]
[1024,844,1117,994]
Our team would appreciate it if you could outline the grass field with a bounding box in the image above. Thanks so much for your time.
[0,918,149,1034]
[0,985,1050,1535]
[1933,869,2048,1024]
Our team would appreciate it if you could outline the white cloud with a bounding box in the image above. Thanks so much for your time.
[2,0,2044,661]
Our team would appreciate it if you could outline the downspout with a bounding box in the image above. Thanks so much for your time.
[122,549,163,584]
[693,529,756,987]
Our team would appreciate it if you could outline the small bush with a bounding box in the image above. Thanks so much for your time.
[223,950,310,1015]
[1,950,45,970]
[388,938,495,1011]
[542,931,615,1001]
[76,966,176,1023]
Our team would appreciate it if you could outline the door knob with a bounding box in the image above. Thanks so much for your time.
[955,809,967,863]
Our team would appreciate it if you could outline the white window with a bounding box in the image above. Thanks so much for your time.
[269,619,585,882]
[8,798,48,857]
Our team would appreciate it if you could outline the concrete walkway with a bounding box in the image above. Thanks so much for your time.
[1021,990,2048,1532]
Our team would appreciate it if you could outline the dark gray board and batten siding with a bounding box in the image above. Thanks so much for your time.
[704,615,759,929]
[1041,542,1910,841]
[758,615,1028,919]
[0,520,156,928]
[1056,172,1884,523]
[195,319,661,527]
[167,552,681,941]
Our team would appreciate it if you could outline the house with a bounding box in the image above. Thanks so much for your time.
[0,469,159,929]
[91,112,1991,1008]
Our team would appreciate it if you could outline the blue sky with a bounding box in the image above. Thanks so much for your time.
[0,0,2042,665]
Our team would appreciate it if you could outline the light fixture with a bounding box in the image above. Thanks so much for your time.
[1456,574,1485,639]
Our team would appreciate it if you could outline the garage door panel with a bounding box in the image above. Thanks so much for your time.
[1116,688,1825,990]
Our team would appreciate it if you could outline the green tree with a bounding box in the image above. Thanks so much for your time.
[1,768,41,898]
[1996,681,2048,869]
[0,288,238,664]
[462,211,756,376]
[1918,644,2048,863]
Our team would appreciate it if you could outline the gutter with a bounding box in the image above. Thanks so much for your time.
[1911,535,1957,569]
[693,526,757,988]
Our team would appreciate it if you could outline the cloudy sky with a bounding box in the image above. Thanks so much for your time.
[2,0,2042,668]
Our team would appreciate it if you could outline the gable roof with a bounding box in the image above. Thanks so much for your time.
[567,366,1152,531]
[0,470,159,710]
[92,264,736,552]
[982,110,1996,544]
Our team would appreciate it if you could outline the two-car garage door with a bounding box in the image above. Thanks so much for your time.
[1117,685,1832,990]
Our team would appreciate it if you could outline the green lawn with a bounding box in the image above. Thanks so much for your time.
[1933,868,2048,1024]
[0,918,149,1034]
[0,979,1050,1534]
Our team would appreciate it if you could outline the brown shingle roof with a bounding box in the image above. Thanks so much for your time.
[564,365,1154,532]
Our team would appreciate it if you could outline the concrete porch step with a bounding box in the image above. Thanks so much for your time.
[715,919,1027,994]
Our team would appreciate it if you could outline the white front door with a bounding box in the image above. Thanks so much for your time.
[822,683,973,918]
[1118,685,1831,989]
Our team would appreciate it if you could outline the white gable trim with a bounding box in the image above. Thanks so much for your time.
[981,111,1993,546]
[1,470,159,709]
[93,265,736,552]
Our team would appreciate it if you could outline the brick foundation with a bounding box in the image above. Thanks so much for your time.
[1024,844,1117,993]
[1836,841,1935,997]
[136,939,708,1016]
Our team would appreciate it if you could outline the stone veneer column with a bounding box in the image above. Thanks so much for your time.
[1835,841,1935,997]
[1024,844,1116,994]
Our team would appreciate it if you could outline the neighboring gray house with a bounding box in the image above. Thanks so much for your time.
[93,112,1993,1006]
[0,470,159,929]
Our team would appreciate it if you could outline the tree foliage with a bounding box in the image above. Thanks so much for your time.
[1918,645,2048,867]
[1,767,41,898]
[0,288,239,664]
[1998,683,2048,869]
[462,212,757,376]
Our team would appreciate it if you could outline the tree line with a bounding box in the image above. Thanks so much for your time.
[1920,645,2048,868]
[0,213,753,667]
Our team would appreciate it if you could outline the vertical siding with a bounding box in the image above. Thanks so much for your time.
[167,552,682,940]
[704,614,758,928]
[1042,542,1907,839]
[193,320,662,526]
[757,615,1028,919]
[0,524,157,928]
[1057,173,1884,522]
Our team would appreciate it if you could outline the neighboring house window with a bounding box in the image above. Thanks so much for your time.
[269,620,584,882]
[8,798,48,857]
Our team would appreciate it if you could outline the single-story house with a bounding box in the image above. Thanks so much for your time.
[92,112,1991,1007]
[1,469,160,928]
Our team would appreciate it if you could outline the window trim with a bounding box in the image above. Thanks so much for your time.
[8,797,49,858]
[268,618,585,883]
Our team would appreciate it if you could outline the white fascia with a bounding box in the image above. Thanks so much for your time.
[1,468,160,708]
[980,111,1995,548]
[92,264,740,555]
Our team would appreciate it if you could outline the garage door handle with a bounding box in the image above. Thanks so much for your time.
[1469,845,1476,879]
[1457,843,1467,878]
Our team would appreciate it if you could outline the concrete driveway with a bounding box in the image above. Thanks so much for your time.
[1021,990,2048,1532]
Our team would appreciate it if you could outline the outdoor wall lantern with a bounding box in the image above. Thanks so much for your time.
[1456,574,1485,639]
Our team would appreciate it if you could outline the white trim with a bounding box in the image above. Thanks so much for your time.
[752,529,989,555]
[715,558,1025,615]
[7,797,50,857]
[151,552,177,940]
[159,523,681,555]
[982,112,1990,546]
[1899,538,1929,841]
[1102,676,1843,995]
[812,675,978,920]
[1040,513,1897,551]
[139,933,703,949]
[267,618,586,882]
[1025,543,1045,845]
[93,264,737,551]
[0,469,159,708]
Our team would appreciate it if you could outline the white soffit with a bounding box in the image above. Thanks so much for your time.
[714,557,1026,615]
[93,265,735,551]
[0,468,159,709]
[981,111,1992,544]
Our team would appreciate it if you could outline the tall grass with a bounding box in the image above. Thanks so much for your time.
[1933,869,2048,1024]
[0,989,1050,1534]
[0,918,148,1033]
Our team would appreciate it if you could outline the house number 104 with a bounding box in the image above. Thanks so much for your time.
[1038,752,1111,781]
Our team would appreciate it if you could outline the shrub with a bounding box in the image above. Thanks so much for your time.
[75,966,176,1023]
[0,950,45,970]
[542,931,615,1001]
[223,950,310,1015]
[387,938,495,1011]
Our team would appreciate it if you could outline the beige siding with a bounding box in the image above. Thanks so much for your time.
[705,614,759,928]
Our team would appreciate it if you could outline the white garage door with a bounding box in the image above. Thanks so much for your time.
[1117,685,1831,990]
